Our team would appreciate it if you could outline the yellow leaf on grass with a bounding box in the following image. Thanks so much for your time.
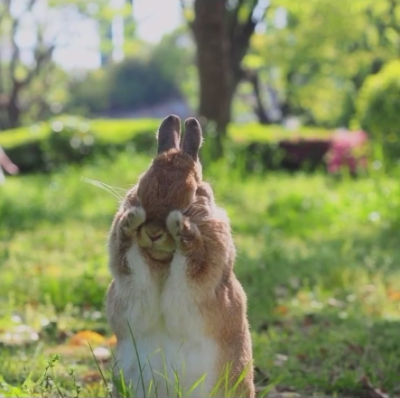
[388,291,400,301]
[69,330,105,347]
[107,334,117,346]
[273,305,289,315]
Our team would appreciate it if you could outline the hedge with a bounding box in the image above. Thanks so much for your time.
[0,115,343,173]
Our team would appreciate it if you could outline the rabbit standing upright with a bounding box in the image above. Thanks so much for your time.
[106,115,255,398]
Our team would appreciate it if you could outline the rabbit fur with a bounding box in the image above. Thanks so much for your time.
[105,115,254,398]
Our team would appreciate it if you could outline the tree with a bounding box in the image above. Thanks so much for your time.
[0,0,114,130]
[181,0,269,156]
[0,0,56,128]
[247,0,399,127]
[356,60,400,168]
[66,29,192,117]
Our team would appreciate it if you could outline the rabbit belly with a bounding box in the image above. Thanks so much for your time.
[114,250,219,397]
[116,333,218,398]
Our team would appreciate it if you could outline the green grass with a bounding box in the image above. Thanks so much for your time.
[0,151,399,397]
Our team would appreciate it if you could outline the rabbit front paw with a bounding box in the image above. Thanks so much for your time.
[166,210,200,246]
[120,206,146,235]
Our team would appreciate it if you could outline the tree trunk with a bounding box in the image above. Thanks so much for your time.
[6,101,20,128]
[246,70,271,124]
[193,0,231,155]
[6,84,21,128]
[191,0,268,158]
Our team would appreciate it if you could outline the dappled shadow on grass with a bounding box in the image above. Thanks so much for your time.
[234,223,400,396]
[236,223,400,323]
[253,316,400,397]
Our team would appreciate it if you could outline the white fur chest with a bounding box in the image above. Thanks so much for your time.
[113,245,218,398]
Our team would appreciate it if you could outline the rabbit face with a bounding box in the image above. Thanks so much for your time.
[134,149,201,260]
[136,219,176,260]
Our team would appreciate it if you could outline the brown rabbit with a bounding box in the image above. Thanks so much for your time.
[106,115,254,398]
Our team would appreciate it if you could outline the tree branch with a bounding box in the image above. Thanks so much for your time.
[9,0,38,87]
[9,22,20,86]
[20,45,56,89]
[229,0,246,40]
[230,0,269,74]
[245,69,271,124]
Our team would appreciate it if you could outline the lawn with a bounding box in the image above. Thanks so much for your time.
[0,151,399,397]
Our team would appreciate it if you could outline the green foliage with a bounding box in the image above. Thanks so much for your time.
[0,117,335,173]
[0,152,399,396]
[66,58,180,116]
[149,28,195,93]
[66,29,193,117]
[0,0,116,129]
[107,58,179,111]
[66,70,110,116]
[248,0,400,127]
[0,118,332,149]
[0,116,160,172]
[356,60,400,166]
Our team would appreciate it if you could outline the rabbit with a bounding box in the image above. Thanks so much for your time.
[105,115,254,398]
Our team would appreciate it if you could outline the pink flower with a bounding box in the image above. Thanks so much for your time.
[326,130,368,174]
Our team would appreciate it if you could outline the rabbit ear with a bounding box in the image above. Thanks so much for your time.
[182,117,203,160]
[157,114,181,154]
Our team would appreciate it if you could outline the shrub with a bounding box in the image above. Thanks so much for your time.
[356,60,400,167]
[0,116,368,175]
[0,116,160,173]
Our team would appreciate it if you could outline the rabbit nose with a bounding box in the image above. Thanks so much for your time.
[147,231,163,242]
[144,220,165,242]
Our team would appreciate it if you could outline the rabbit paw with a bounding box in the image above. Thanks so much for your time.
[167,210,200,245]
[166,210,184,238]
[120,206,146,235]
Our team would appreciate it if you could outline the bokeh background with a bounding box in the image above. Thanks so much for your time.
[0,1,399,397]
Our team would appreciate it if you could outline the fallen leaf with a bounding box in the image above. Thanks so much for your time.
[273,305,289,315]
[46,345,88,358]
[388,290,400,301]
[296,353,307,362]
[68,330,105,347]
[107,334,117,346]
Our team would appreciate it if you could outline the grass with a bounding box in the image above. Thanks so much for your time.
[0,150,399,397]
